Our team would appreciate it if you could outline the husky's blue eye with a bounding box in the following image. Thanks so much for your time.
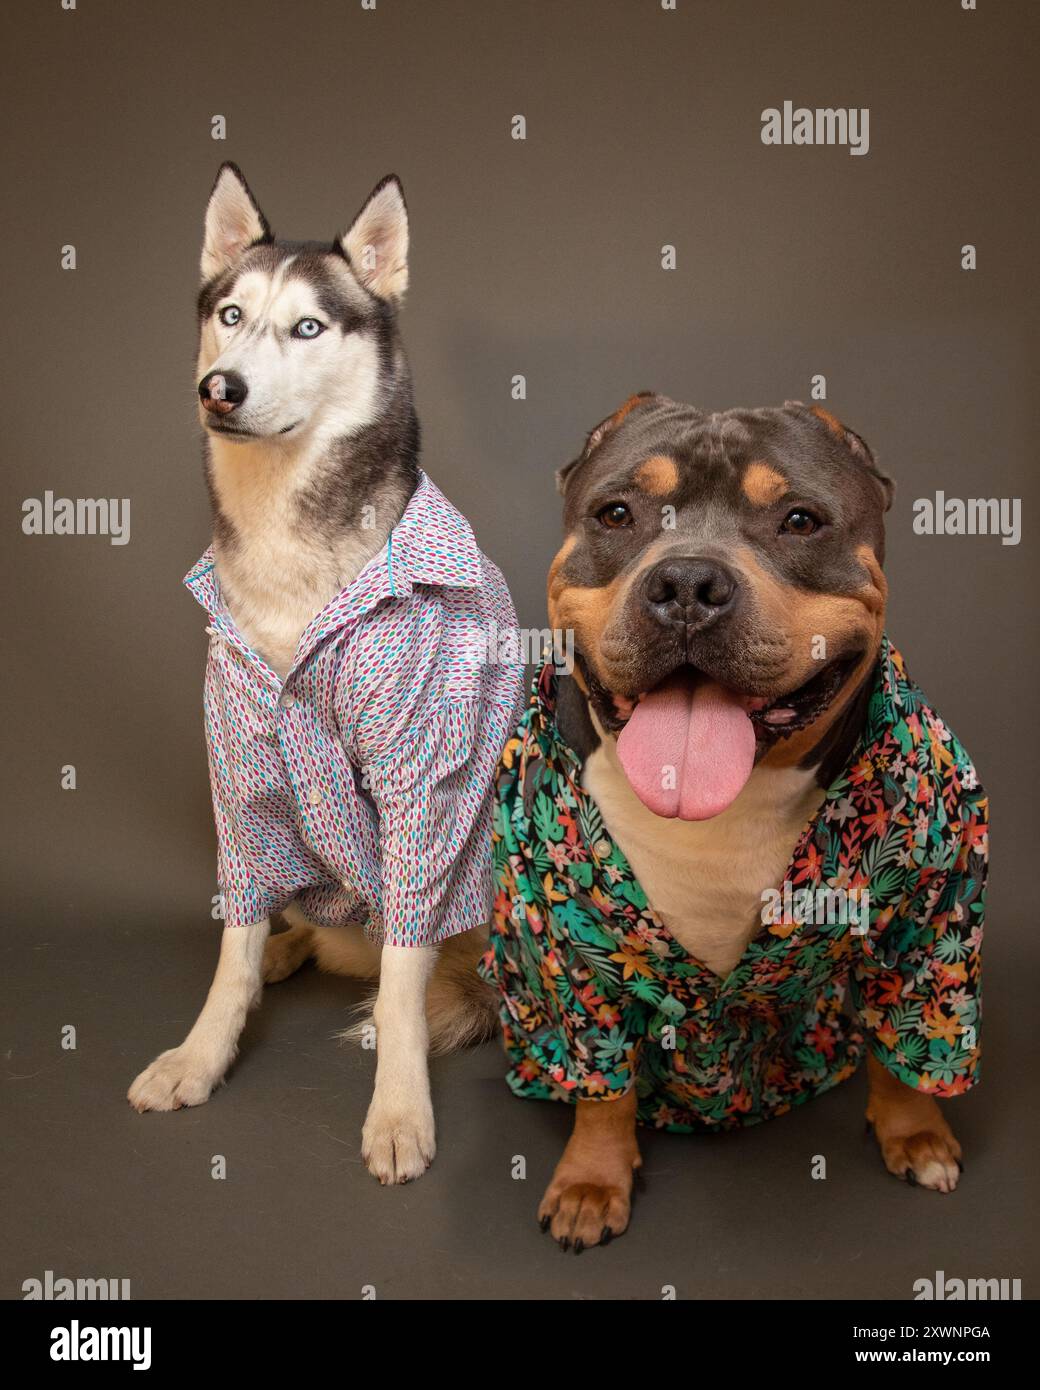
[218,305,241,326]
[292,318,325,340]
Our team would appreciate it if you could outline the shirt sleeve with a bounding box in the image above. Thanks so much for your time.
[203,641,286,929]
[343,596,517,948]
[849,786,988,1097]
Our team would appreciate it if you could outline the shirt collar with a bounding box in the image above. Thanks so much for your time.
[382,469,483,595]
[518,632,928,972]
[183,469,483,669]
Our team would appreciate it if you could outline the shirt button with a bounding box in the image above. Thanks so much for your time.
[280,692,297,708]
[594,838,612,857]
[308,786,323,806]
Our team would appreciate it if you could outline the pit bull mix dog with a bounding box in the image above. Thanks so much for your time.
[480,394,988,1249]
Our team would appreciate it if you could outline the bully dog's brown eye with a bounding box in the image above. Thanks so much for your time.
[597,502,633,529]
[781,508,819,536]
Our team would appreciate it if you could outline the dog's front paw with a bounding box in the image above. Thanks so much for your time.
[872,1123,963,1193]
[361,1100,436,1184]
[881,1133,963,1194]
[538,1173,635,1250]
[127,1045,228,1112]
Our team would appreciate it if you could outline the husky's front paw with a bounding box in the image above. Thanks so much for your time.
[361,1099,436,1184]
[127,1045,228,1112]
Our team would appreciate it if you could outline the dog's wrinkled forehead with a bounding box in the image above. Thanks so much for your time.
[560,395,891,544]
[197,242,378,335]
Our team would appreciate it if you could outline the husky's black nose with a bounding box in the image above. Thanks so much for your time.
[642,557,739,630]
[198,370,247,415]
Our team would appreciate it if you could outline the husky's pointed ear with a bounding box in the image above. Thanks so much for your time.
[201,163,271,281]
[340,175,409,303]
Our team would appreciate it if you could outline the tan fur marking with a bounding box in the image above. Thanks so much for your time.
[865,1053,963,1192]
[635,454,679,495]
[734,546,878,654]
[856,543,889,613]
[811,406,845,438]
[547,533,577,604]
[731,545,886,768]
[549,576,626,669]
[538,1088,641,1247]
[548,533,606,687]
[742,460,788,506]
[609,393,653,429]
[551,536,677,690]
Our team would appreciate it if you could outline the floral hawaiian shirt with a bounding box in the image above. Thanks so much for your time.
[479,637,988,1130]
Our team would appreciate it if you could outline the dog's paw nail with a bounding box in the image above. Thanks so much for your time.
[905,1168,918,1186]
[560,1238,570,1252]
[573,1238,584,1255]
[539,1215,550,1232]
[956,1158,965,1173]
[601,1226,613,1245]
[864,1118,873,1136]
[361,1106,435,1184]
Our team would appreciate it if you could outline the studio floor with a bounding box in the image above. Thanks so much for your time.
[3,918,1036,1302]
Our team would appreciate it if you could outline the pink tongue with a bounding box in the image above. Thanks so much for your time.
[616,673,757,820]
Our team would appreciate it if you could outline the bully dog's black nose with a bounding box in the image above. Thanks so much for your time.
[643,557,738,628]
[198,370,248,415]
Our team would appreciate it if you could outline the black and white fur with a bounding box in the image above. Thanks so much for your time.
[127,165,493,1184]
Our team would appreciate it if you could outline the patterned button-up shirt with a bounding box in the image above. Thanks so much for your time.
[184,470,525,947]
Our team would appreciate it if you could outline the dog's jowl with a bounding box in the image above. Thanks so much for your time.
[128,164,524,1184]
[480,395,988,1248]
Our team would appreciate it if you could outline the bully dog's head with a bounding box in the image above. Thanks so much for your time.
[549,394,894,820]
[195,163,410,447]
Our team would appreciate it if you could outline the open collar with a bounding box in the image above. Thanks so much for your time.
[183,469,483,675]
[511,633,921,993]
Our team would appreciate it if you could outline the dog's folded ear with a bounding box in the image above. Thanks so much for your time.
[793,403,895,513]
[556,392,662,495]
[340,176,409,304]
[201,163,272,282]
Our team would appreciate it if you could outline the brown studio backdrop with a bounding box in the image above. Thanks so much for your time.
[3,0,1037,963]
[2,0,1039,1307]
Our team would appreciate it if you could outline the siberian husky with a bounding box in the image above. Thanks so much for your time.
[127,164,511,1184]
